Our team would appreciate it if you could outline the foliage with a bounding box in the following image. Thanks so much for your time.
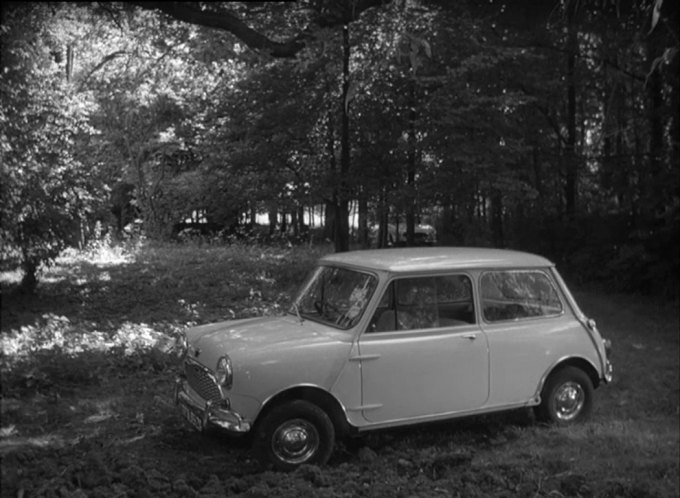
[0,3,99,292]
[1,0,678,294]
[0,241,327,396]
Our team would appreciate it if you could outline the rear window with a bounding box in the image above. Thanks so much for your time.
[480,270,563,322]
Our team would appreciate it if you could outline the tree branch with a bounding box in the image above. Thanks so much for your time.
[78,50,128,91]
[130,1,392,58]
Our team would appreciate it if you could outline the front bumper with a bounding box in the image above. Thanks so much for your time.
[603,338,613,383]
[174,377,251,433]
[604,359,613,383]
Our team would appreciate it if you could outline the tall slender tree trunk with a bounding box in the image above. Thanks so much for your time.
[334,23,351,252]
[291,209,299,238]
[323,93,337,241]
[377,187,389,248]
[491,189,504,247]
[358,190,369,248]
[406,80,417,246]
[646,28,664,219]
[249,206,257,227]
[564,1,578,220]
[66,44,74,82]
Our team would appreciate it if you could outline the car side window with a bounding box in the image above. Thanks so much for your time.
[480,270,563,322]
[369,275,475,332]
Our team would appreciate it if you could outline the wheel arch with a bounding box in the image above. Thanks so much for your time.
[256,386,352,438]
[538,356,601,398]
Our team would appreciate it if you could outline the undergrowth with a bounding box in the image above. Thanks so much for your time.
[1,240,331,400]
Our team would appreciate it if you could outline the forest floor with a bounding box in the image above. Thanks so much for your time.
[1,241,678,498]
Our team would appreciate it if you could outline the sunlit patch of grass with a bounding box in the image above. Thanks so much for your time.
[0,314,179,361]
[0,311,183,401]
[0,433,69,453]
[1,241,332,400]
[58,238,139,268]
[0,268,22,285]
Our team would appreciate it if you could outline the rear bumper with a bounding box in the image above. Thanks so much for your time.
[174,377,251,433]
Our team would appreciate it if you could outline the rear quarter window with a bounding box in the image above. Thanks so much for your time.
[480,270,563,322]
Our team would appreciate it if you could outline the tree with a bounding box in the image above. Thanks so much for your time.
[80,8,234,238]
[130,0,393,58]
[0,3,98,292]
[2,0,677,295]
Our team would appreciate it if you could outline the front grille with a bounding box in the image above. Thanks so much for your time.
[185,360,222,403]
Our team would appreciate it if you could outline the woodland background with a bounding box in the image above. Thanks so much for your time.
[1,3,679,497]
[0,0,678,296]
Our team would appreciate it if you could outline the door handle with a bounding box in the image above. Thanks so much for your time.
[462,333,477,340]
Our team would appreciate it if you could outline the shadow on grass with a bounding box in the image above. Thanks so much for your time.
[2,260,216,333]
[1,242,321,333]
[0,242,325,404]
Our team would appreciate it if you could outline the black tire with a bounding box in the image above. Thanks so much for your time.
[536,366,594,426]
[253,400,335,471]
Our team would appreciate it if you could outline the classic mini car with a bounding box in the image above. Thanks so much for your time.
[175,247,613,470]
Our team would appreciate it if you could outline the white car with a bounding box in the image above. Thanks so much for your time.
[175,247,613,470]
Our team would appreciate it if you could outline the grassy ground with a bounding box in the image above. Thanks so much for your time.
[1,241,678,498]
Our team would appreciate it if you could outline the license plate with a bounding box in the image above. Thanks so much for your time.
[178,399,204,432]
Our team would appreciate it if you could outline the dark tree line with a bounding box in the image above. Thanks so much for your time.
[1,0,678,295]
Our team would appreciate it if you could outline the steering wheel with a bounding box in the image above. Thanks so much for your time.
[314,300,341,318]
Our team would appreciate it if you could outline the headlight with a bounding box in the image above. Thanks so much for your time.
[215,355,233,389]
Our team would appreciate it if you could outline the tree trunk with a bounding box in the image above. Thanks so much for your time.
[377,187,389,248]
[323,200,335,240]
[297,205,305,238]
[405,80,417,246]
[19,258,38,294]
[66,44,74,82]
[323,94,337,241]
[564,0,578,220]
[646,32,664,218]
[280,212,287,234]
[268,207,277,235]
[358,190,369,248]
[249,206,257,227]
[334,23,351,252]
[491,189,504,248]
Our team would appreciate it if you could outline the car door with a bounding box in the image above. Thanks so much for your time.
[358,274,489,424]
[479,269,572,406]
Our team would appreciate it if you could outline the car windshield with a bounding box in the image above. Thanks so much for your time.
[291,265,378,329]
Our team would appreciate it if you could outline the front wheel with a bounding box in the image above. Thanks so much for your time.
[253,400,335,471]
[536,366,594,425]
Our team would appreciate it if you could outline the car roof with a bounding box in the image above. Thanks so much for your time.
[320,247,554,273]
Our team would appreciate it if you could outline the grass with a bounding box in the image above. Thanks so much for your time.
[0,240,678,498]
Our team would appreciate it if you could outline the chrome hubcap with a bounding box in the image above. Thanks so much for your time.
[272,419,319,464]
[554,381,585,421]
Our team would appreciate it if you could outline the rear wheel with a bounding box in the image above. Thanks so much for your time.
[253,400,335,471]
[536,366,593,425]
